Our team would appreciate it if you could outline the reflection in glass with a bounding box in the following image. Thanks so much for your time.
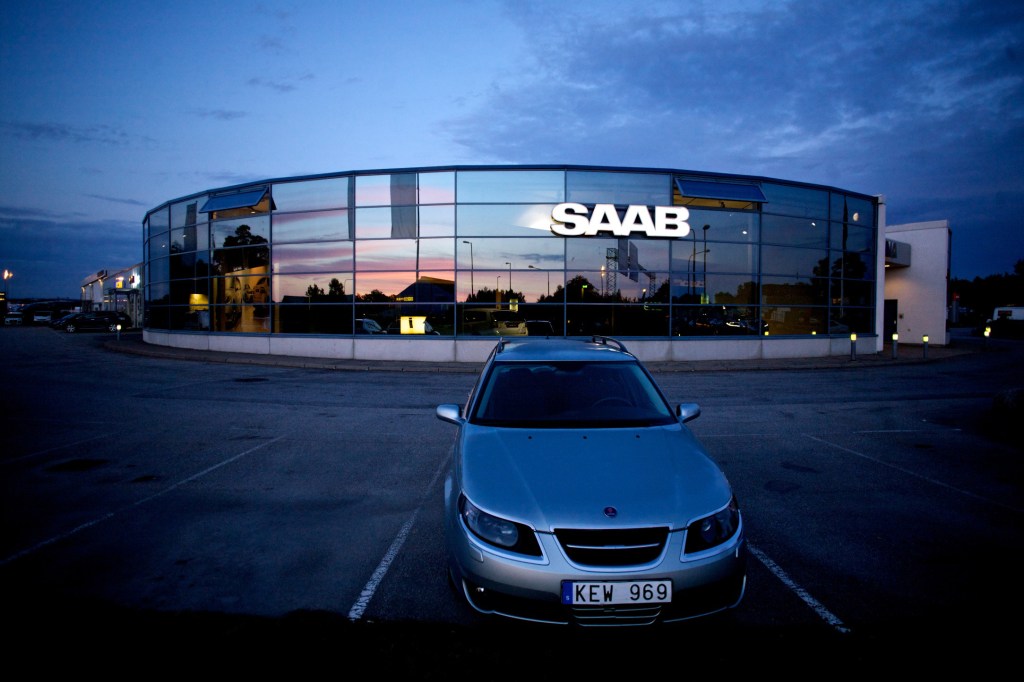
[418,172,455,204]
[457,236,564,271]
[273,242,353,273]
[211,215,270,248]
[356,238,453,271]
[761,306,831,335]
[148,256,169,285]
[170,200,199,229]
[356,173,416,207]
[457,170,565,203]
[761,275,828,306]
[212,244,269,275]
[671,274,758,305]
[760,183,829,219]
[830,223,874,252]
[830,193,875,228]
[672,305,763,336]
[760,246,828,277]
[566,171,670,206]
[148,234,169,263]
[148,207,169,238]
[457,204,562,237]
[761,214,827,248]
[419,205,455,237]
[274,209,350,243]
[272,177,349,212]
[273,272,353,302]
[682,210,758,244]
[355,271,454,301]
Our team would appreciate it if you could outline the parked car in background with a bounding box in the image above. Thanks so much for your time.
[463,308,529,336]
[61,311,131,333]
[354,318,385,334]
[4,311,23,326]
[436,336,746,626]
[50,312,79,329]
[525,320,555,336]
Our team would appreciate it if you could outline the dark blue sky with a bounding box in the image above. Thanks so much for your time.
[2,0,1021,298]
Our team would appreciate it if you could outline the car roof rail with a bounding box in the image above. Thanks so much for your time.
[590,335,629,354]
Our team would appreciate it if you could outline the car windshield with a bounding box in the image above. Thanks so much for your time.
[471,361,676,428]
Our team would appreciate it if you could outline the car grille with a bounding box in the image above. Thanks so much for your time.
[554,527,668,567]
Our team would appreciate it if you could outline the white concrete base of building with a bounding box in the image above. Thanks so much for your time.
[144,330,882,364]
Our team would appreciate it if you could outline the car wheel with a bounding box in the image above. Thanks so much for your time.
[65,324,76,333]
[108,324,118,332]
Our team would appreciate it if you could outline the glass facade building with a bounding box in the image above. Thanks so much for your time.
[143,165,879,358]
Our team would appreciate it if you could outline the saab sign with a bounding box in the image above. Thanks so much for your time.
[551,203,690,238]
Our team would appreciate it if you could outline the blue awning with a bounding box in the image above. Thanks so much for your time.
[199,188,269,213]
[675,179,767,203]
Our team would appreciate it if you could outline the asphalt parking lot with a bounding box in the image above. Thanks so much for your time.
[1,326,1021,675]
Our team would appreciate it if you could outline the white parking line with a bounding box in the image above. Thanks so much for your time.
[747,543,851,634]
[804,433,1022,514]
[0,435,284,567]
[348,458,448,621]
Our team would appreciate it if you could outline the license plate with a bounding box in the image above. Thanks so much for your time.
[561,580,672,605]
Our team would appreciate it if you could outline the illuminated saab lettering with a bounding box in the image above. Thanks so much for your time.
[550,203,691,238]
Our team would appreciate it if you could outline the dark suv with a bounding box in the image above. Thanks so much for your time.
[61,311,132,333]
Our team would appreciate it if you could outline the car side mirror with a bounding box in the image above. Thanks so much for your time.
[436,404,464,425]
[677,403,701,423]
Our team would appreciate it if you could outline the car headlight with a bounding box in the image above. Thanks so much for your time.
[459,495,542,556]
[684,497,740,554]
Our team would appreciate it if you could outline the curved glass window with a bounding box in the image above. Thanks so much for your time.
[672,241,756,277]
[457,204,561,237]
[457,170,565,203]
[831,223,874,252]
[143,167,877,340]
[273,273,353,303]
[761,183,829,219]
[272,177,349,212]
[760,245,829,278]
[148,207,169,240]
[419,205,455,237]
[831,194,875,228]
[761,276,828,306]
[762,214,828,248]
[274,209,350,243]
[273,242,353,273]
[684,210,758,243]
[418,172,455,205]
[566,171,670,206]
[356,173,416,207]
[212,216,270,248]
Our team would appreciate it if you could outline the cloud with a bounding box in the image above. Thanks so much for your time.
[1,121,133,146]
[0,206,139,298]
[191,108,248,121]
[246,72,314,93]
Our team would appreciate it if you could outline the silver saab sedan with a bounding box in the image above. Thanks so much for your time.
[436,336,746,626]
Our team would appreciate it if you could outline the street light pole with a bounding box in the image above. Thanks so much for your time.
[462,240,474,300]
[702,224,710,304]
[529,265,549,297]
[505,261,512,294]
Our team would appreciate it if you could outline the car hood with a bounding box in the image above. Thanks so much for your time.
[457,424,732,530]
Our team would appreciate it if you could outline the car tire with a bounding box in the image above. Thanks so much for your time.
[108,324,118,332]
[65,324,76,333]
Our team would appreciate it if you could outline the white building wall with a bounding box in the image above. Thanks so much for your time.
[884,220,951,345]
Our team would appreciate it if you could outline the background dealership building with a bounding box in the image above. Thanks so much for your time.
[139,165,951,363]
